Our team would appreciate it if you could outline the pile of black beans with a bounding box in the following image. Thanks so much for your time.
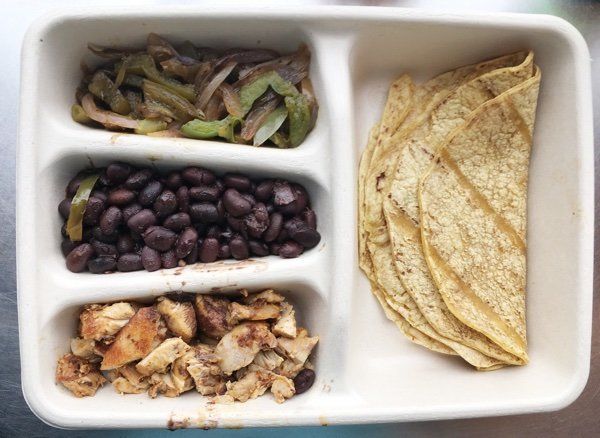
[59,162,321,273]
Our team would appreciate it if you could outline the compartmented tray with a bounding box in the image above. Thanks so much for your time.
[17,5,593,429]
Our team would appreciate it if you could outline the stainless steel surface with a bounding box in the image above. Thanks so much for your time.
[1,1,597,436]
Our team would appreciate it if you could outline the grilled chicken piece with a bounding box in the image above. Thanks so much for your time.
[56,353,106,397]
[136,337,190,376]
[242,289,285,305]
[272,302,296,338]
[186,344,227,396]
[170,349,197,394]
[148,372,180,398]
[156,297,197,343]
[70,337,99,361]
[252,349,284,371]
[228,301,281,325]
[215,322,277,375]
[101,307,165,370]
[274,358,305,379]
[276,328,318,364]
[194,295,232,339]
[79,302,136,341]
[110,364,150,394]
[225,367,275,402]
[270,374,295,403]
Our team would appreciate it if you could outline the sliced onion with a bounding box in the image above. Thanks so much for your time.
[215,49,279,68]
[218,83,244,117]
[147,33,179,63]
[253,105,288,146]
[81,93,139,129]
[240,96,281,140]
[195,61,237,110]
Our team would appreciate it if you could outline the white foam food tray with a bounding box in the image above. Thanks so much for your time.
[17,5,594,430]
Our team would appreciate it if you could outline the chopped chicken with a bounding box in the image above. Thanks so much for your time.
[215,322,277,375]
[185,343,226,396]
[156,297,197,343]
[242,289,285,305]
[148,372,179,398]
[79,302,136,341]
[56,353,106,397]
[70,337,100,362]
[272,302,297,338]
[194,295,232,339]
[108,364,150,395]
[276,328,319,364]
[225,367,275,402]
[274,358,304,379]
[170,349,196,394]
[228,301,281,325]
[101,307,165,370]
[252,350,284,371]
[270,374,295,404]
[136,337,190,376]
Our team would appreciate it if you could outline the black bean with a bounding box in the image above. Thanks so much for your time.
[117,253,143,272]
[87,255,117,274]
[302,208,317,230]
[293,369,315,395]
[216,199,226,223]
[161,250,178,269]
[125,168,153,190]
[90,239,118,257]
[97,170,111,187]
[255,180,274,201]
[182,167,216,185]
[153,190,177,218]
[189,203,219,223]
[61,239,78,257]
[99,206,122,235]
[121,203,143,223]
[229,236,249,260]
[199,237,219,263]
[273,181,295,207]
[285,218,321,249]
[189,185,221,202]
[249,240,269,257]
[106,162,131,185]
[263,212,283,242]
[276,228,289,244]
[194,223,207,237]
[266,204,274,215]
[61,222,68,238]
[66,173,85,197]
[165,171,183,190]
[218,244,230,259]
[279,184,308,216]
[185,243,198,264]
[175,227,198,259]
[205,225,221,239]
[223,188,252,217]
[92,226,119,244]
[58,198,71,220]
[223,174,251,192]
[116,234,135,254]
[269,242,281,255]
[91,190,108,203]
[226,215,247,236]
[278,241,304,258]
[107,188,136,206]
[176,186,190,213]
[163,212,191,232]
[127,209,157,233]
[83,197,105,226]
[141,246,161,272]
[240,193,256,207]
[143,226,177,252]
[245,202,269,238]
[138,180,163,206]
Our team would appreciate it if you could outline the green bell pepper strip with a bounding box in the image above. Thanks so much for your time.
[88,71,131,115]
[116,54,196,102]
[253,105,288,146]
[181,115,241,142]
[66,174,99,242]
[134,119,168,135]
[142,80,201,122]
[284,94,311,147]
[71,104,91,124]
[239,71,299,114]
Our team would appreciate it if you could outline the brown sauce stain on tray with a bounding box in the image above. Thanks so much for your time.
[166,259,268,276]
[167,414,190,430]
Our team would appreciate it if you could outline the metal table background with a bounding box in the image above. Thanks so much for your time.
[1,1,597,436]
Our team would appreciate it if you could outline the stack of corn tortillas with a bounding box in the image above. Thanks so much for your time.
[358,52,541,370]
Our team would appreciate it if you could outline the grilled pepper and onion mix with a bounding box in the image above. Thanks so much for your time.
[59,162,321,273]
[56,290,318,403]
[72,33,317,147]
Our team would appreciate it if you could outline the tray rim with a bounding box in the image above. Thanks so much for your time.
[16,4,594,429]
